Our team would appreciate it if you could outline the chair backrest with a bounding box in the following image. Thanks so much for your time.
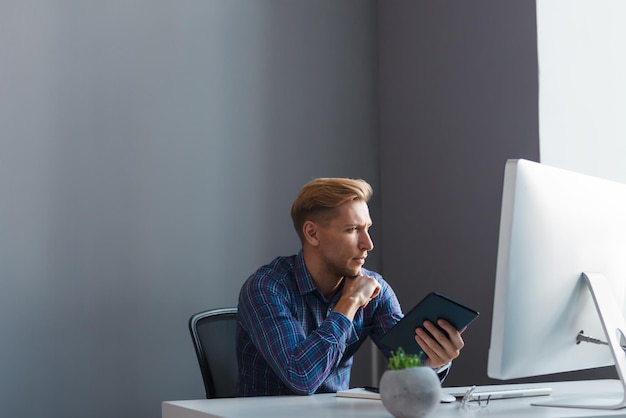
[189,307,238,398]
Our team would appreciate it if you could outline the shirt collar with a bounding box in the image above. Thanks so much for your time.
[293,250,345,302]
[294,250,318,296]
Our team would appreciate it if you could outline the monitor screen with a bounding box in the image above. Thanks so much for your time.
[488,159,626,409]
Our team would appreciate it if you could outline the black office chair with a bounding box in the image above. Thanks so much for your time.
[189,307,238,398]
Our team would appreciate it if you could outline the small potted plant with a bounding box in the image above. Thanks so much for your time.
[379,348,441,418]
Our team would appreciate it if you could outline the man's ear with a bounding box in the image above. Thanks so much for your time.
[302,220,320,247]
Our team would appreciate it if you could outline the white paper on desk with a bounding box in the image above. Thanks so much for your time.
[336,388,380,400]
[336,388,456,403]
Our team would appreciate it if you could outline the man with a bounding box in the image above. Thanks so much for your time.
[236,178,465,396]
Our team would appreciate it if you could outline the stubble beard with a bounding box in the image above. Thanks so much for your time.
[335,261,362,279]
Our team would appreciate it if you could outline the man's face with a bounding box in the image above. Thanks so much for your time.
[315,200,374,278]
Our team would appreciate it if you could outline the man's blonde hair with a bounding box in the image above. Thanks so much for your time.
[290,178,372,242]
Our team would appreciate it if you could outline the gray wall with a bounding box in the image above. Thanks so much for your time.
[377,0,540,386]
[2,2,608,417]
[0,2,379,417]
[377,0,615,386]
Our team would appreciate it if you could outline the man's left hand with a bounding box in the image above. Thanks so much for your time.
[414,319,465,369]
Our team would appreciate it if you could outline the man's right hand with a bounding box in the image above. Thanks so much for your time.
[333,274,381,320]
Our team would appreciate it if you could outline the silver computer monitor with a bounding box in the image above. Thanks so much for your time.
[488,159,626,409]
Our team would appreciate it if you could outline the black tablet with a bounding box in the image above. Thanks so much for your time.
[379,292,479,356]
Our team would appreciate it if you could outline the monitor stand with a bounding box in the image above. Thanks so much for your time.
[532,272,626,410]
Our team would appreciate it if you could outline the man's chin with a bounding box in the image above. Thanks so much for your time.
[344,268,362,278]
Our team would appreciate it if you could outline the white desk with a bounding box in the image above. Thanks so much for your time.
[163,379,626,418]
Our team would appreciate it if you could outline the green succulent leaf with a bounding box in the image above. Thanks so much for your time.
[387,347,423,370]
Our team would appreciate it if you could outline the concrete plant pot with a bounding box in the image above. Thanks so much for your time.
[379,367,441,418]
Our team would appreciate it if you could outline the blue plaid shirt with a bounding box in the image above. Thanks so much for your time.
[236,251,403,396]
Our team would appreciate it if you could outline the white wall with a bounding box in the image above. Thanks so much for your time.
[0,2,378,417]
[537,0,626,182]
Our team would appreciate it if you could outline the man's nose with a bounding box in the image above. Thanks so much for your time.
[360,231,374,251]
